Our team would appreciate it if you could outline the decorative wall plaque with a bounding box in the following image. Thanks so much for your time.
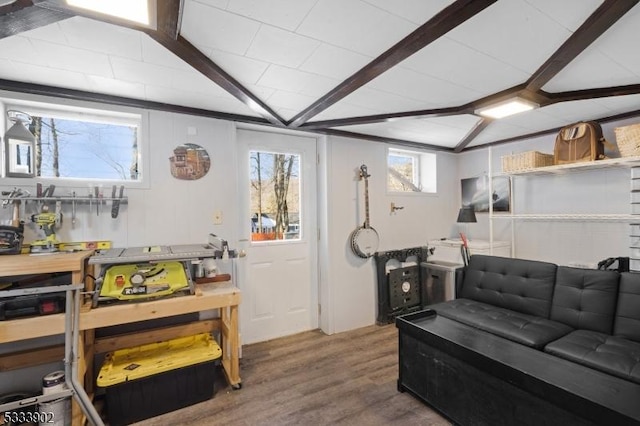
[169,143,210,180]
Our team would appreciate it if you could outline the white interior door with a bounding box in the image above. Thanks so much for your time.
[236,128,318,345]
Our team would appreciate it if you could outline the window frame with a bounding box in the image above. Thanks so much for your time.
[248,148,303,244]
[1,95,150,189]
[386,147,437,195]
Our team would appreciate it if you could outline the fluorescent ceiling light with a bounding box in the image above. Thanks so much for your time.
[66,0,151,25]
[476,98,538,119]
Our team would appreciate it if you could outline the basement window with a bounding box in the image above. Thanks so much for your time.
[2,101,144,183]
[387,148,436,193]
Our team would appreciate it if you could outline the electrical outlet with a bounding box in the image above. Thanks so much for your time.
[213,210,223,225]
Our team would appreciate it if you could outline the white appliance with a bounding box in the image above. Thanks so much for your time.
[428,239,511,264]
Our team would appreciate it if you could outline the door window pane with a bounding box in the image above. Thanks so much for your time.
[249,150,300,242]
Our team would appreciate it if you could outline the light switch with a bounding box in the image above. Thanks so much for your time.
[213,210,223,225]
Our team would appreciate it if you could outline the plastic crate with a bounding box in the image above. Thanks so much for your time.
[97,333,221,426]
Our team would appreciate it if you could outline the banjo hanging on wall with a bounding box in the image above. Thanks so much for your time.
[350,164,380,258]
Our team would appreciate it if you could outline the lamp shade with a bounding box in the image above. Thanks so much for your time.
[457,206,477,223]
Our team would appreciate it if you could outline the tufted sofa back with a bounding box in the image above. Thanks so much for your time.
[460,255,558,318]
[613,272,640,341]
[550,266,620,334]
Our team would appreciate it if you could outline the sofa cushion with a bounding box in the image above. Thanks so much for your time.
[460,255,557,318]
[614,272,640,342]
[550,266,619,334]
[432,299,573,349]
[545,330,640,385]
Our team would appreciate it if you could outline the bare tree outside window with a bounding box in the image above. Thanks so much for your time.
[25,114,139,180]
[250,150,300,241]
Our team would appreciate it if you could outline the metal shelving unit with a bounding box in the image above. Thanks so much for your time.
[0,284,104,426]
[489,148,640,259]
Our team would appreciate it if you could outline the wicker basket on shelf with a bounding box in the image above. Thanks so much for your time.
[615,123,640,157]
[501,151,554,173]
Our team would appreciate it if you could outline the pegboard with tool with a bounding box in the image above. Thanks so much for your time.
[0,184,129,254]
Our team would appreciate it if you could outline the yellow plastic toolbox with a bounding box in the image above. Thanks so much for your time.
[98,333,222,426]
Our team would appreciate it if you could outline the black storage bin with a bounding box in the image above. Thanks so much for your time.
[98,333,221,426]
[104,361,216,426]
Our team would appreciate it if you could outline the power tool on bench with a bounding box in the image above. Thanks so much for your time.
[30,204,62,253]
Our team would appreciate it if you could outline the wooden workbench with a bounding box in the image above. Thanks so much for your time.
[0,252,242,425]
[81,281,242,389]
[0,251,93,425]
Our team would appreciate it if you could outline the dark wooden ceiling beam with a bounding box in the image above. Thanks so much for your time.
[288,0,497,128]
[319,128,453,152]
[454,118,493,153]
[544,84,640,104]
[300,106,464,130]
[147,32,285,126]
[0,0,72,40]
[156,0,183,39]
[466,107,640,152]
[302,83,530,130]
[526,0,638,92]
[0,77,273,125]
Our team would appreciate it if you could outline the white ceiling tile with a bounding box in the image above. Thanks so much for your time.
[523,0,603,31]
[339,114,480,147]
[110,56,175,86]
[266,90,317,111]
[85,75,147,99]
[311,102,381,122]
[0,59,19,80]
[170,69,232,98]
[332,86,427,114]
[467,120,533,147]
[246,25,320,68]
[191,0,229,9]
[591,94,640,116]
[15,20,68,44]
[141,36,195,71]
[362,0,454,25]
[28,39,114,78]
[542,49,638,92]
[207,49,269,85]
[257,65,339,96]
[544,3,640,92]
[267,91,318,120]
[296,0,417,57]
[299,44,371,80]
[537,99,616,123]
[367,66,483,106]
[181,1,260,55]
[243,84,276,101]
[446,0,576,74]
[4,62,91,91]
[225,0,318,31]
[0,36,45,65]
[401,37,531,97]
[496,108,567,131]
[58,17,142,61]
[145,84,260,117]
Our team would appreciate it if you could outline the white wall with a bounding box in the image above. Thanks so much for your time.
[1,94,461,353]
[457,117,638,267]
[321,136,459,334]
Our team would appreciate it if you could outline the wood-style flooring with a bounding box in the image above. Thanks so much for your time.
[127,324,450,425]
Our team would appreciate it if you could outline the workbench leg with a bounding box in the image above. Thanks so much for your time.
[221,305,241,388]
[84,330,95,395]
[72,332,88,426]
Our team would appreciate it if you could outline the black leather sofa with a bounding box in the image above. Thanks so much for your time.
[396,255,640,426]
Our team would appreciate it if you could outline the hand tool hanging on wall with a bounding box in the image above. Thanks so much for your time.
[71,191,76,228]
[94,186,99,216]
[111,185,124,219]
